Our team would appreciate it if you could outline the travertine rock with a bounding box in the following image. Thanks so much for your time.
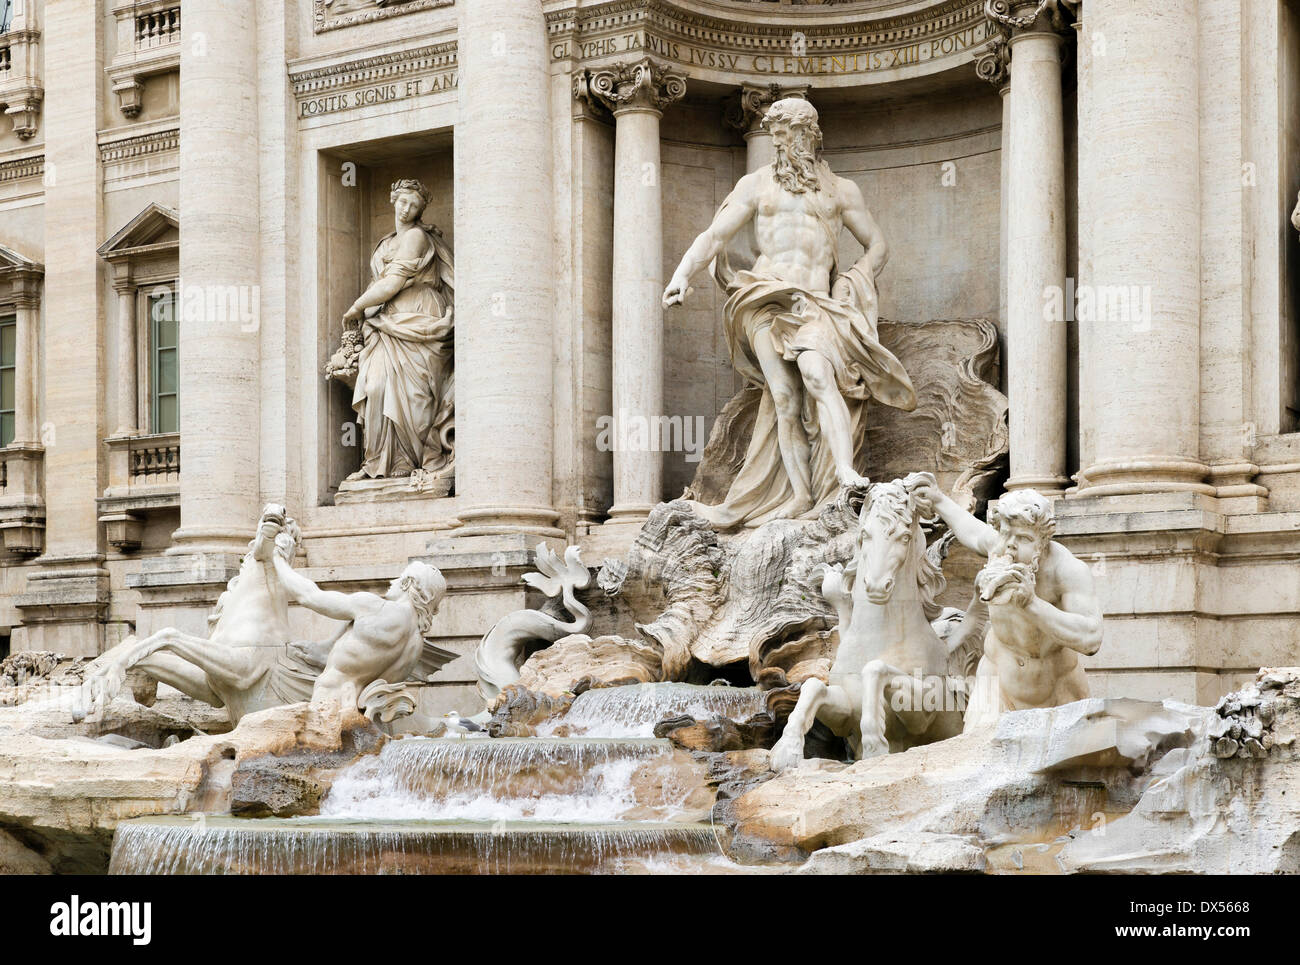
[1060,669,1300,874]
[230,724,385,818]
[515,633,662,698]
[0,701,383,873]
[727,697,1208,865]
[484,685,576,738]
[653,711,777,752]
[797,832,987,875]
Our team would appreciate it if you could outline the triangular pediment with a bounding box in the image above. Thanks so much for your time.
[0,242,41,273]
[98,202,179,258]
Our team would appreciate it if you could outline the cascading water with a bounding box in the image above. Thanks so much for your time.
[540,682,767,738]
[108,683,772,874]
[320,737,713,823]
[109,816,718,875]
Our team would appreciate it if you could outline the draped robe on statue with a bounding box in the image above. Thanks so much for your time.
[692,246,916,529]
[352,224,456,479]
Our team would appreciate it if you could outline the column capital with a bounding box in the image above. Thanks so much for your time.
[577,58,686,116]
[978,0,1077,87]
[723,83,809,135]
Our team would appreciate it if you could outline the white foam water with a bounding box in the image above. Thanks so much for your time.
[320,736,703,823]
[539,682,767,738]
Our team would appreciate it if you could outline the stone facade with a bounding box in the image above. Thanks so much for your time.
[0,0,1298,714]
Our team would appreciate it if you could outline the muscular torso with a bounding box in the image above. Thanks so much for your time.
[325,603,422,686]
[983,561,1088,708]
[751,172,841,294]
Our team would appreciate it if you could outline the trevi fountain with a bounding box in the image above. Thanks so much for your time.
[0,0,1299,890]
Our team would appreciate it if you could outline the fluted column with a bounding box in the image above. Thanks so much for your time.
[1077,0,1209,495]
[452,0,560,536]
[171,0,261,551]
[725,83,808,173]
[582,59,685,524]
[990,1,1071,493]
[112,277,137,436]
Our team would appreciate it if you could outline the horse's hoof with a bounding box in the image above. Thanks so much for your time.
[769,742,803,773]
[858,737,890,759]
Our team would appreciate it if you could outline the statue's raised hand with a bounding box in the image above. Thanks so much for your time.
[662,276,691,308]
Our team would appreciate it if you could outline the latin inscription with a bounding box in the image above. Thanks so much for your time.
[298,72,459,118]
[552,22,994,75]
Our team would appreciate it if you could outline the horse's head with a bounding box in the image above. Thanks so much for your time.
[854,479,923,604]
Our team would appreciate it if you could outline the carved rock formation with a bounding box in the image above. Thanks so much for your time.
[1207,667,1300,759]
[653,711,777,753]
[515,633,663,698]
[598,493,865,681]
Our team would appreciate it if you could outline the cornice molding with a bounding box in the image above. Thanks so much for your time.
[548,0,983,47]
[312,0,453,35]
[98,127,180,165]
[289,41,458,97]
[547,0,994,84]
[0,153,43,184]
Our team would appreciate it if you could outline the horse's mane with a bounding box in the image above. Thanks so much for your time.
[861,484,947,619]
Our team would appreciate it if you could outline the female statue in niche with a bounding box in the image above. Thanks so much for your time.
[333,178,455,486]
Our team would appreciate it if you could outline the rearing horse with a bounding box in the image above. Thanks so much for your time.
[72,504,314,724]
[770,474,967,770]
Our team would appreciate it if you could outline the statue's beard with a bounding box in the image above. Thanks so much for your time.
[773,138,819,194]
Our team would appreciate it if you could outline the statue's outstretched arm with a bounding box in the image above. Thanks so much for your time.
[926,486,998,556]
[664,179,757,305]
[272,554,366,623]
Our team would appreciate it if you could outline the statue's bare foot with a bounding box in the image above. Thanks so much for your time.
[836,467,871,490]
[344,470,369,481]
[790,493,816,517]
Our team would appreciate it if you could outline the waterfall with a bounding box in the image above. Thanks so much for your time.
[109,816,718,875]
[540,682,767,738]
[320,737,710,823]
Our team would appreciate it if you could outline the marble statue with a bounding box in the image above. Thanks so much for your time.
[769,475,971,770]
[1291,189,1300,236]
[911,480,1103,729]
[73,505,455,724]
[75,505,317,723]
[473,544,592,704]
[329,178,455,487]
[663,97,916,529]
[261,515,452,713]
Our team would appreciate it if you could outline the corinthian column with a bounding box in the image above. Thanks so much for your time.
[725,83,808,173]
[170,0,261,552]
[452,0,561,537]
[581,59,686,525]
[1076,0,1209,496]
[989,0,1072,494]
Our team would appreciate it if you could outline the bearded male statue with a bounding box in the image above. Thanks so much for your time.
[663,97,916,529]
[911,481,1104,729]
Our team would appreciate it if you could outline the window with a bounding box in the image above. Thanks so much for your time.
[149,288,178,433]
[0,0,12,35]
[0,314,14,447]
